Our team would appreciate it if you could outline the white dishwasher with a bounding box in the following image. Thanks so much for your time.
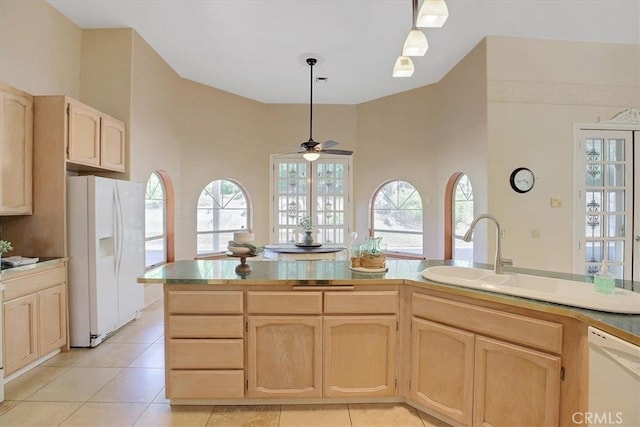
[588,327,640,426]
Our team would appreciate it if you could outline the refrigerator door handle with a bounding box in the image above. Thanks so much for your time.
[114,187,124,277]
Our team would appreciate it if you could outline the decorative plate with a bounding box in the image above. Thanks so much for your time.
[349,266,388,273]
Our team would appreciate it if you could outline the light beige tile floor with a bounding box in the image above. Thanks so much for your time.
[0,299,450,427]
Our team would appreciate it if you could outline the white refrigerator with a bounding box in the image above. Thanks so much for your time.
[67,176,145,347]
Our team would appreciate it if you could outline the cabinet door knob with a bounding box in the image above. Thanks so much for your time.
[636,235,640,242]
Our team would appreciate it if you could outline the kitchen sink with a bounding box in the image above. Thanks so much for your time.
[422,265,640,314]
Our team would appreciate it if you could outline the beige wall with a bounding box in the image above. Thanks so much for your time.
[485,36,640,271]
[0,0,81,97]
[2,1,639,276]
[434,39,488,259]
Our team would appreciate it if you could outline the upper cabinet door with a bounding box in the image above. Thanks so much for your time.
[100,116,125,172]
[0,85,33,215]
[67,101,101,168]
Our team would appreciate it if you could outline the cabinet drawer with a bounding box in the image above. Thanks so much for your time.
[168,291,243,314]
[247,291,322,314]
[4,264,66,301]
[169,339,244,369]
[412,293,563,354]
[169,315,244,338]
[169,370,244,399]
[324,291,398,314]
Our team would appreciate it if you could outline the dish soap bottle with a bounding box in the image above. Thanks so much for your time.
[594,262,616,294]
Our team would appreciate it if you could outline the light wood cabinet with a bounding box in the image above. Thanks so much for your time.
[247,315,323,398]
[323,290,398,398]
[410,292,562,426]
[3,294,38,375]
[324,315,397,397]
[3,263,68,377]
[67,99,125,172]
[245,290,398,399]
[165,289,245,400]
[0,83,33,215]
[38,284,67,356]
[410,317,475,426]
[473,336,560,427]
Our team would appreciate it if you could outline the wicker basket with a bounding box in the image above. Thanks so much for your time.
[360,255,386,269]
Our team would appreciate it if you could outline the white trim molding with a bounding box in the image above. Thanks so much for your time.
[599,107,640,124]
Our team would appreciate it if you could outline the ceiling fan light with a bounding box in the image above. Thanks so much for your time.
[402,30,429,56]
[416,0,449,28]
[303,151,320,162]
[392,56,415,78]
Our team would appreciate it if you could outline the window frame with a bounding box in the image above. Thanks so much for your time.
[144,171,167,269]
[196,179,252,256]
[452,173,474,263]
[370,179,424,257]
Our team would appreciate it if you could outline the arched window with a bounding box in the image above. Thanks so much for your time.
[453,174,474,262]
[371,180,423,255]
[145,171,167,268]
[197,179,250,255]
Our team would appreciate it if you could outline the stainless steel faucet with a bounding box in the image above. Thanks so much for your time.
[463,213,513,274]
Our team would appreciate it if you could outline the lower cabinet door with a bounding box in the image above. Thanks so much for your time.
[323,315,397,397]
[473,336,561,427]
[38,284,67,356]
[410,317,474,426]
[247,315,322,398]
[4,294,38,375]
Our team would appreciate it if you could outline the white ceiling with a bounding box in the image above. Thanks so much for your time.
[48,0,639,105]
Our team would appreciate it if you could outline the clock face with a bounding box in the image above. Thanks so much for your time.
[510,167,535,193]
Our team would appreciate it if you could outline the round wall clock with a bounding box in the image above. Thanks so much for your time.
[509,167,535,193]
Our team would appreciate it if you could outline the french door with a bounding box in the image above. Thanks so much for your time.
[270,155,352,245]
[574,129,638,284]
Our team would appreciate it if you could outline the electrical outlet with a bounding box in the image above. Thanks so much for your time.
[531,228,541,238]
[550,198,562,208]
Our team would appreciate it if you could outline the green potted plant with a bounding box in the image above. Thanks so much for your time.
[0,239,13,261]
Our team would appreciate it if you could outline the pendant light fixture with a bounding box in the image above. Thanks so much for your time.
[402,0,429,56]
[416,0,449,28]
[392,56,415,77]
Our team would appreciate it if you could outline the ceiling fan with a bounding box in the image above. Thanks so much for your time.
[293,58,353,161]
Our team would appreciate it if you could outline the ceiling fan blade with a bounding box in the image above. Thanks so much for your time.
[321,149,353,155]
[318,140,339,150]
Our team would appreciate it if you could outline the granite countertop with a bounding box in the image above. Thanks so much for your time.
[139,259,640,344]
[0,257,66,278]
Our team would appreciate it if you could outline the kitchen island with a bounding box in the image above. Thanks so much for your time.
[139,259,640,427]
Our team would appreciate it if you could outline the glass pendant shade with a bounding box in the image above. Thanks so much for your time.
[392,56,415,77]
[302,151,320,162]
[416,0,449,28]
[402,29,429,56]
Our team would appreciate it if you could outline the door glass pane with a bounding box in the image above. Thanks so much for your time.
[606,138,625,161]
[586,139,603,160]
[586,164,603,186]
[607,164,625,187]
[606,215,625,238]
[605,190,625,212]
[585,241,602,263]
[606,241,625,263]
[585,215,602,238]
